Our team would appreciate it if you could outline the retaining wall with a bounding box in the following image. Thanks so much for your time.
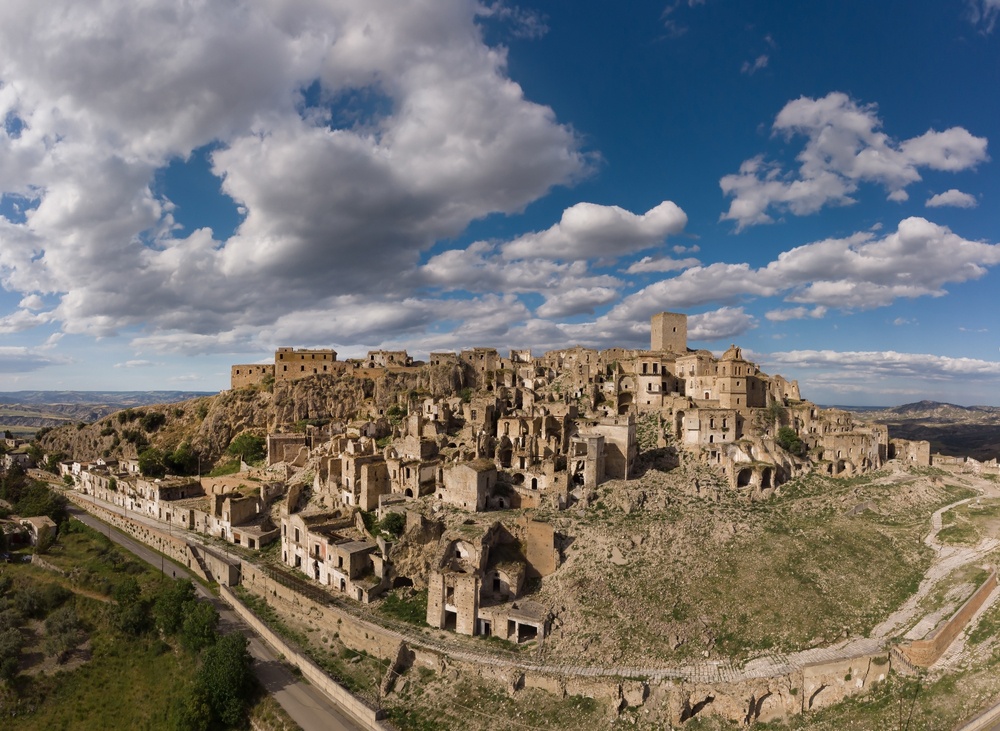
[897,568,997,667]
[220,585,389,731]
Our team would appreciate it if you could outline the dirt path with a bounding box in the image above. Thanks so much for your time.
[871,482,999,640]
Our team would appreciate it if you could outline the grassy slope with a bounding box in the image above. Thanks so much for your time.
[532,467,977,666]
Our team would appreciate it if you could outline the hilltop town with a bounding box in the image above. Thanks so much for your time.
[16,311,1000,729]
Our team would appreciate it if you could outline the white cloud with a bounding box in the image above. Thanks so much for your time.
[688,307,756,341]
[607,217,1000,319]
[765,306,827,322]
[765,349,1000,379]
[967,0,1000,32]
[624,255,700,274]
[0,346,68,373]
[0,0,589,345]
[741,54,769,75]
[502,200,687,260]
[535,287,618,319]
[720,92,989,229]
[926,189,978,208]
[114,360,156,368]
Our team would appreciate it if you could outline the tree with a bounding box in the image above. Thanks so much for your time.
[379,512,406,538]
[226,433,265,464]
[166,442,198,475]
[109,576,149,635]
[138,448,167,478]
[776,426,807,457]
[153,579,196,636]
[0,627,22,683]
[195,632,254,727]
[44,604,86,663]
[140,411,166,432]
[181,599,219,654]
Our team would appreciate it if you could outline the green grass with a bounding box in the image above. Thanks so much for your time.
[207,459,242,476]
[6,633,199,730]
[386,678,606,731]
[938,498,1000,546]
[377,588,429,626]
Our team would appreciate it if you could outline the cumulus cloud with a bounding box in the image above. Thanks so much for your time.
[0,346,68,373]
[535,287,619,319]
[688,307,756,341]
[765,306,827,322]
[114,360,156,368]
[502,201,687,260]
[765,349,1000,379]
[926,189,978,208]
[604,217,1000,321]
[0,0,589,346]
[624,255,701,274]
[720,92,989,229]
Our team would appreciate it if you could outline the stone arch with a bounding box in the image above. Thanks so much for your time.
[737,468,753,488]
[760,467,773,489]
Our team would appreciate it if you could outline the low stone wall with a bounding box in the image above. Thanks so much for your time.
[67,492,213,584]
[220,585,389,731]
[66,492,908,727]
[897,568,997,667]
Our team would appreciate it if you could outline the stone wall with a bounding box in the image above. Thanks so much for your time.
[220,585,390,730]
[897,568,997,667]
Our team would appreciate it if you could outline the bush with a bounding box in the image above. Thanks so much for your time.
[226,433,265,464]
[140,412,166,432]
[194,632,254,727]
[385,404,406,426]
[379,512,406,538]
[138,448,167,478]
[776,426,807,457]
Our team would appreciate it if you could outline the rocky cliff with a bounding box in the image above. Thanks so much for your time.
[36,365,467,468]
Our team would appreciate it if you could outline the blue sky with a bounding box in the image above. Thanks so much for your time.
[1,0,999,406]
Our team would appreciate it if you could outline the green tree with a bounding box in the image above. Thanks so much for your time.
[109,576,149,635]
[226,433,265,464]
[776,426,807,457]
[165,442,198,475]
[44,604,86,663]
[25,442,44,467]
[180,600,219,654]
[140,411,166,432]
[379,512,406,538]
[153,579,196,636]
[138,447,167,478]
[195,632,254,727]
[0,627,22,683]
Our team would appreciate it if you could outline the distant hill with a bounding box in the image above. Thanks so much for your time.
[0,391,215,436]
[0,391,213,406]
[849,401,1000,462]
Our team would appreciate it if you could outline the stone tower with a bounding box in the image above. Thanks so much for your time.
[650,312,688,353]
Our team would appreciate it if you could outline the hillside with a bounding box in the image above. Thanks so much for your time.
[0,391,213,437]
[851,401,1000,461]
[35,365,465,469]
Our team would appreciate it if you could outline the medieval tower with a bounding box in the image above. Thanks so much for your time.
[650,311,688,353]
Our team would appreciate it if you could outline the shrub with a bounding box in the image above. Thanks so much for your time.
[226,433,266,464]
[776,426,807,457]
[140,412,166,432]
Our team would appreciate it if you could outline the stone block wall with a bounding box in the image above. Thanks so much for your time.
[897,568,997,667]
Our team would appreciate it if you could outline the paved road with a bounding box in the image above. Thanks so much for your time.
[69,507,363,731]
